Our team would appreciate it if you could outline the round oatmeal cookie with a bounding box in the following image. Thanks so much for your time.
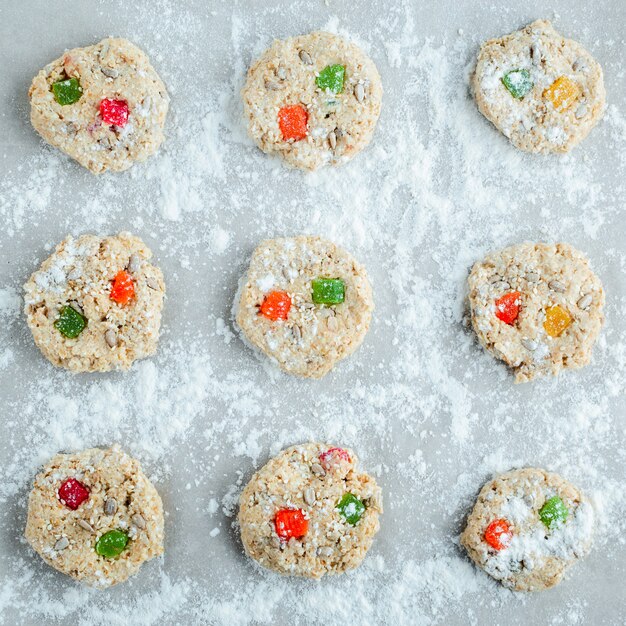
[235,236,374,378]
[242,31,383,170]
[238,443,382,578]
[460,468,593,592]
[468,242,604,383]
[24,232,165,372]
[25,445,164,588]
[29,38,169,173]
[472,20,605,153]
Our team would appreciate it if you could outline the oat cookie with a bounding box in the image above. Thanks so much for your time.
[29,38,169,173]
[468,242,604,383]
[235,236,374,378]
[242,31,383,170]
[238,443,382,578]
[472,20,605,153]
[460,468,593,591]
[24,232,165,372]
[25,445,164,588]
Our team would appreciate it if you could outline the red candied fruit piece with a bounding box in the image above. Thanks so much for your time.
[58,478,90,510]
[319,447,351,470]
[274,508,309,540]
[110,270,135,306]
[259,291,291,321]
[484,518,512,551]
[100,98,129,127]
[278,104,308,141]
[494,291,521,325]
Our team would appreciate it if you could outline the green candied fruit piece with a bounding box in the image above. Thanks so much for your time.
[501,69,533,100]
[311,278,345,305]
[316,64,346,94]
[539,496,568,530]
[95,529,129,558]
[54,306,87,339]
[51,78,83,106]
[337,493,365,525]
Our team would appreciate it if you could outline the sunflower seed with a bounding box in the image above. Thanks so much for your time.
[489,275,503,284]
[101,66,119,79]
[67,268,81,281]
[354,82,365,103]
[69,301,83,315]
[575,104,588,119]
[521,338,538,351]
[299,50,313,65]
[128,254,141,273]
[105,329,118,348]
[132,513,146,529]
[327,316,339,331]
[572,58,586,72]
[577,294,592,310]
[317,546,334,557]
[530,43,541,65]
[104,498,117,516]
[311,463,325,476]
[548,280,566,293]
[292,325,302,341]
[77,519,95,533]
[265,80,282,91]
[328,130,337,150]
[525,271,540,283]
[99,42,110,59]
[492,281,511,291]
[276,66,287,80]
[371,492,383,510]
[303,487,316,505]
[54,537,69,551]
[335,128,344,138]
[146,278,159,290]
[64,121,78,135]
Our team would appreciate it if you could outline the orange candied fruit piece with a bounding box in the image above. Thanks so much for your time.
[274,508,309,540]
[278,104,308,141]
[543,76,580,112]
[484,518,512,551]
[259,290,291,321]
[110,270,135,306]
[543,305,572,337]
[494,291,521,325]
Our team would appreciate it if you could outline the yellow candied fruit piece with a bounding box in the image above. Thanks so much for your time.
[544,305,572,337]
[543,76,580,112]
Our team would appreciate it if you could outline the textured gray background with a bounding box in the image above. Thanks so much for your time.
[0,1,625,625]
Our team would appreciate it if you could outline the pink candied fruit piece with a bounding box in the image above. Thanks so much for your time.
[100,98,129,127]
[319,447,351,470]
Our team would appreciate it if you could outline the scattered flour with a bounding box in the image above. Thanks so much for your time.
[0,1,624,625]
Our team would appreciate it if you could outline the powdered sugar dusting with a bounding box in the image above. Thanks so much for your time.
[0,0,625,625]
